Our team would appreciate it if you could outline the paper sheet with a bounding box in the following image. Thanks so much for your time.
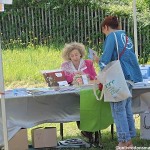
[88,48,97,60]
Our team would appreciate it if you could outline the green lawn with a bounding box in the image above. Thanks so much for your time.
[2,46,150,149]
[27,115,150,149]
[2,45,150,89]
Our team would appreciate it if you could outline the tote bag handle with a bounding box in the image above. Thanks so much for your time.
[113,32,128,60]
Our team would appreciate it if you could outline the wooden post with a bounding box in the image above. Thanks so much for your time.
[0,1,13,149]
[0,37,9,150]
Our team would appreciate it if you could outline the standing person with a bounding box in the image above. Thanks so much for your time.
[61,42,97,141]
[94,16,142,149]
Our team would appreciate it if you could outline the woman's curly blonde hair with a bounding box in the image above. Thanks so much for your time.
[62,42,86,61]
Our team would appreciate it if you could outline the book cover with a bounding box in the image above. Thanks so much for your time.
[41,69,68,87]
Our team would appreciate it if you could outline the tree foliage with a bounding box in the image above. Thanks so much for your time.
[2,0,150,63]
[6,0,150,24]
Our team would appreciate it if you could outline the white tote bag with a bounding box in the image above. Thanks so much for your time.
[97,33,132,102]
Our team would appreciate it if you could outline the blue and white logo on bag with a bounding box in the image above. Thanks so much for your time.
[105,80,121,97]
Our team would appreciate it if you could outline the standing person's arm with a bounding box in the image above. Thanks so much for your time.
[99,33,116,70]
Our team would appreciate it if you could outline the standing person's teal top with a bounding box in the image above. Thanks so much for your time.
[99,30,142,83]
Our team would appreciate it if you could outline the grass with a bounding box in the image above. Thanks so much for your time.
[2,46,150,149]
[3,45,100,90]
[3,45,63,86]
[27,115,150,149]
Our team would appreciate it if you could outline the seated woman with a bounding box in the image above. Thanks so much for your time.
[61,42,97,140]
[61,42,96,84]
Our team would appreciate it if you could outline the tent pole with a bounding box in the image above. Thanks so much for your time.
[0,37,9,150]
[133,0,138,59]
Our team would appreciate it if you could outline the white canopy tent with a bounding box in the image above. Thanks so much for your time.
[0,0,138,150]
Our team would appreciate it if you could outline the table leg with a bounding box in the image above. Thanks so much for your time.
[60,123,63,140]
[111,124,114,140]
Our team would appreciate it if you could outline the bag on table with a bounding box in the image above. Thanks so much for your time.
[95,32,132,102]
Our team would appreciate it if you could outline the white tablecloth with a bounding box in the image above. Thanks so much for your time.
[132,85,150,113]
[0,87,81,146]
[0,85,150,146]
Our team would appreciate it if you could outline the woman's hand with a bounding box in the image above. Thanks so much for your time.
[93,55,100,64]
[75,71,83,75]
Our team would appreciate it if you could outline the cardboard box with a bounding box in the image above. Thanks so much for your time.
[9,129,28,150]
[32,127,57,148]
